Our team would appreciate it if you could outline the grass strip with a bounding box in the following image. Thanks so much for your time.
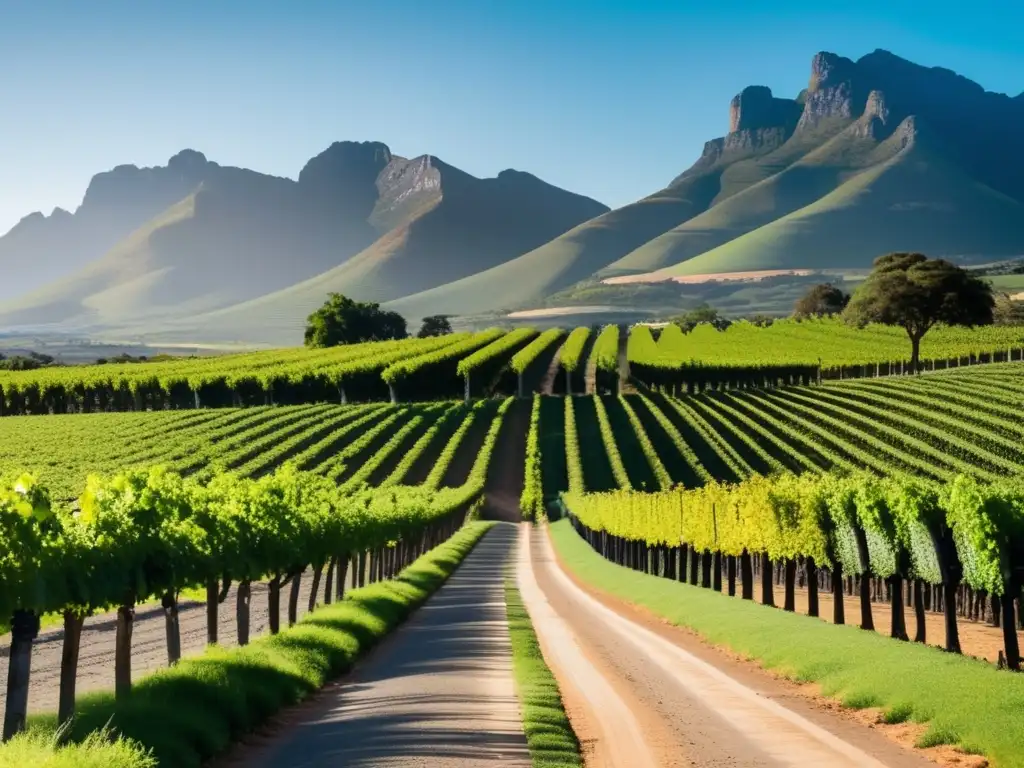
[16,522,496,768]
[0,728,155,768]
[505,570,583,767]
[548,519,1024,768]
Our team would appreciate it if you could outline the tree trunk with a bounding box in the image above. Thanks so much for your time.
[3,610,40,741]
[237,581,251,646]
[162,591,182,665]
[806,558,819,617]
[324,558,336,605]
[700,551,712,588]
[943,580,961,654]
[726,555,737,597]
[206,579,219,645]
[288,572,302,627]
[268,577,281,635]
[308,565,324,612]
[740,551,753,600]
[115,602,134,700]
[890,575,909,641]
[58,610,85,729]
[909,333,922,374]
[913,580,927,643]
[337,556,350,601]
[761,554,775,606]
[832,563,845,625]
[712,551,723,592]
[1001,587,1021,671]
[784,559,796,612]
[859,575,875,631]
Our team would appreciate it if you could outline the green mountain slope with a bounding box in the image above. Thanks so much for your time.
[605,120,878,275]
[663,131,1024,276]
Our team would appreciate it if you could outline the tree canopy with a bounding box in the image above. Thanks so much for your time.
[843,253,994,370]
[671,304,731,332]
[304,293,407,348]
[793,283,850,319]
[417,315,453,338]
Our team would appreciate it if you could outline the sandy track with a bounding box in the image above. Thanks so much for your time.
[226,524,529,768]
[528,525,935,768]
[516,524,656,768]
[0,567,360,715]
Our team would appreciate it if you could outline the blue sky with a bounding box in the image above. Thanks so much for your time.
[2,0,1023,234]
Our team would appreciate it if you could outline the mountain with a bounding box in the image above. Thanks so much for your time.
[387,50,1024,319]
[0,143,604,332]
[0,149,219,302]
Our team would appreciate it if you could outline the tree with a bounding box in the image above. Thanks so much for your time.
[304,293,407,348]
[843,253,994,372]
[671,304,731,332]
[793,283,850,318]
[417,315,453,338]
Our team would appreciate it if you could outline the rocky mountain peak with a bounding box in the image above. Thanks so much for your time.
[298,141,392,185]
[297,141,395,220]
[856,89,892,139]
[167,149,209,172]
[797,51,865,130]
[728,85,802,134]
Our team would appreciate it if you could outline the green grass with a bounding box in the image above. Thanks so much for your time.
[548,518,1024,768]
[505,569,583,767]
[0,729,156,768]
[16,522,495,768]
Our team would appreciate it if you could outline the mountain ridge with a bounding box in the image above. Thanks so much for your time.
[0,142,606,335]
[2,47,1022,344]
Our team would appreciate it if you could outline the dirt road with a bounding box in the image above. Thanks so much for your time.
[228,524,530,768]
[0,577,324,715]
[524,524,936,768]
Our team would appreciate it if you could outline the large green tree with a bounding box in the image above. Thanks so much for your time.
[843,253,994,371]
[304,293,407,348]
[793,283,849,319]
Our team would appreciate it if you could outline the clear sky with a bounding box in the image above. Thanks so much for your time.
[2,0,1023,234]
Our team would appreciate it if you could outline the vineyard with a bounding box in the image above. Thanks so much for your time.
[4,320,1024,758]
[3,319,1024,415]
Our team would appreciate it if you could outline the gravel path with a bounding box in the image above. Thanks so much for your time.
[228,524,529,768]
[529,523,937,768]
[0,565,361,716]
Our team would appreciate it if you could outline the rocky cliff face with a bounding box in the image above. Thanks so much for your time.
[297,141,393,222]
[675,48,1024,204]
[796,51,867,130]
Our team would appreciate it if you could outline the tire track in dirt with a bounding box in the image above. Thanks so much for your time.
[222,525,529,768]
[530,525,936,768]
